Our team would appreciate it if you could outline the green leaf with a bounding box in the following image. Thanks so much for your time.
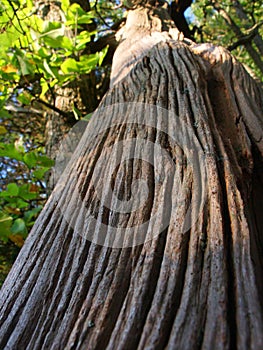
[40,78,57,98]
[42,22,65,38]
[15,49,34,76]
[66,3,93,26]
[0,31,20,50]
[42,36,73,50]
[0,125,7,134]
[79,54,99,70]
[61,58,79,73]
[23,151,38,168]
[0,143,24,161]
[24,206,42,224]
[16,199,30,209]
[33,167,50,179]
[59,37,74,51]
[11,219,27,235]
[0,212,12,240]
[99,46,109,66]
[37,47,50,58]
[18,185,39,201]
[72,105,81,120]
[0,110,13,119]
[43,59,58,79]
[17,92,32,105]
[61,0,70,13]
[75,31,91,50]
[0,191,10,198]
[42,36,63,49]
[76,15,93,25]
[37,155,54,167]
[0,94,8,110]
[6,183,19,196]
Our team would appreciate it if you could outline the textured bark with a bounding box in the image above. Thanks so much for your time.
[1,4,263,350]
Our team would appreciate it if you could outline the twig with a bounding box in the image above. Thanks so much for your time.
[7,0,26,35]
[93,0,111,29]
[228,21,263,51]
[33,99,73,119]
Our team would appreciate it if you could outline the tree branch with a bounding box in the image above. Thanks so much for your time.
[212,1,263,75]
[93,0,111,29]
[7,0,26,35]
[228,22,263,51]
[170,0,194,39]
[33,99,74,119]
[232,0,263,56]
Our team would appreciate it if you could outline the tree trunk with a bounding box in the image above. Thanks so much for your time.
[1,3,263,349]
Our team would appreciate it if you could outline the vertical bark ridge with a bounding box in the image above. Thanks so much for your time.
[105,232,168,350]
[0,218,73,347]
[193,43,263,349]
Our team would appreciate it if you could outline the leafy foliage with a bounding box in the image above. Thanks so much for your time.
[191,0,263,80]
[0,0,111,245]
[0,125,53,245]
[0,0,108,109]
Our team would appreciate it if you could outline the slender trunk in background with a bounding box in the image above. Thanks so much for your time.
[0,3,263,349]
[232,0,263,56]
[213,2,263,75]
[35,0,102,189]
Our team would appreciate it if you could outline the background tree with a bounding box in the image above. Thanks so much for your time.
[191,0,263,80]
[0,0,263,348]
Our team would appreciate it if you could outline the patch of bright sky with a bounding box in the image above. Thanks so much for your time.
[185,6,195,24]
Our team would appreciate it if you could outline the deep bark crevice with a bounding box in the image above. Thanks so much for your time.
[249,144,263,310]
[217,158,238,350]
